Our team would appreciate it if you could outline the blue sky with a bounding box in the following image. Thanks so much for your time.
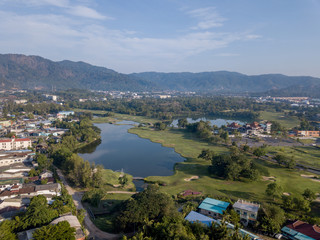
[0,0,319,77]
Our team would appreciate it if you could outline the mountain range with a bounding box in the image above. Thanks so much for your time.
[1,53,320,97]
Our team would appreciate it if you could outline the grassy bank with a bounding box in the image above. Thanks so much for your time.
[74,110,319,203]
[129,126,320,203]
[259,110,300,128]
[267,145,320,169]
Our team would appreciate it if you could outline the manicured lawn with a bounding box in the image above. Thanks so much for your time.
[87,193,132,233]
[76,111,320,207]
[129,126,320,204]
[259,111,300,129]
[267,145,320,169]
[101,169,135,191]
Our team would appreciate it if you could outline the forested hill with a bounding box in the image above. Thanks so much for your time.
[1,53,320,96]
[0,54,155,91]
[131,72,320,95]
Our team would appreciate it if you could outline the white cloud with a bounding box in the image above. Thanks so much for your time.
[7,0,109,20]
[0,5,260,73]
[186,7,226,30]
[66,5,109,20]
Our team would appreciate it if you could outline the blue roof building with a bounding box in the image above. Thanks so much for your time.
[184,211,262,240]
[198,197,230,219]
[185,211,217,227]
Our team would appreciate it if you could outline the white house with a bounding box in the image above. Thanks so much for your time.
[0,138,32,150]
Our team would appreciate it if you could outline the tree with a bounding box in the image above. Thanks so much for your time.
[116,185,175,232]
[285,157,296,169]
[154,122,167,131]
[258,204,285,234]
[119,174,129,186]
[253,147,266,157]
[302,188,317,202]
[198,149,215,161]
[274,154,286,166]
[177,118,188,128]
[265,182,283,200]
[33,221,76,240]
[36,154,50,170]
[293,196,311,213]
[220,131,229,144]
[0,220,17,240]
[21,195,59,229]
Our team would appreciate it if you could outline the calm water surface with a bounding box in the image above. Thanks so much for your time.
[78,122,185,177]
[171,118,245,127]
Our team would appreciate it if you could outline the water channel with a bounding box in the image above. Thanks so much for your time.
[78,121,185,178]
[79,118,247,178]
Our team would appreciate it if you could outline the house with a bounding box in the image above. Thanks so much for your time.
[293,130,320,137]
[0,151,34,167]
[0,138,32,150]
[0,120,12,128]
[17,214,85,240]
[281,220,320,240]
[198,197,230,219]
[39,170,53,179]
[0,183,61,201]
[185,211,262,240]
[227,122,242,130]
[185,210,216,226]
[50,214,86,240]
[57,111,74,119]
[233,199,260,226]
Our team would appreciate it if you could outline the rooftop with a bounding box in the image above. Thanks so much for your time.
[282,220,320,240]
[233,200,260,213]
[198,198,230,215]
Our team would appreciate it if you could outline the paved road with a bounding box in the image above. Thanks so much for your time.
[56,168,122,240]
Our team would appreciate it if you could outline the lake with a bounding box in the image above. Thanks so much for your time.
[78,122,185,177]
[171,118,245,128]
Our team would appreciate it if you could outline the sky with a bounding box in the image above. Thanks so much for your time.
[0,0,320,77]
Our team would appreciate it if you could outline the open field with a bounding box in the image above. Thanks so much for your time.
[259,110,300,129]
[129,127,320,203]
[75,110,320,204]
[267,145,320,169]
[87,193,132,233]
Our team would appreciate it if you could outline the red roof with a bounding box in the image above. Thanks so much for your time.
[286,220,320,239]
[0,138,31,143]
[227,122,241,128]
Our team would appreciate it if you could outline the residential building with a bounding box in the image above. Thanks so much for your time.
[185,211,262,240]
[17,214,85,240]
[50,215,86,240]
[0,151,34,167]
[293,130,320,137]
[0,183,61,201]
[198,197,230,219]
[281,220,320,240]
[0,120,12,128]
[0,138,32,150]
[233,199,260,225]
[57,111,74,119]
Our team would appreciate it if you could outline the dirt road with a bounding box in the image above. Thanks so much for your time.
[56,169,122,240]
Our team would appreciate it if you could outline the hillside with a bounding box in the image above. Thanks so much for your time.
[0,54,154,91]
[1,53,320,96]
[131,72,320,95]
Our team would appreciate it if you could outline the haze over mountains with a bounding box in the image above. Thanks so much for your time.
[1,54,320,97]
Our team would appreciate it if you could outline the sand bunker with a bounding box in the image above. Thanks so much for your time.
[262,176,276,181]
[184,176,199,181]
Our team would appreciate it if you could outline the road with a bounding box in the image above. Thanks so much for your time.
[56,168,122,240]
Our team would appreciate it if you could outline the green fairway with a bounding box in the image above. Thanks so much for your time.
[129,126,320,203]
[259,111,300,129]
[75,111,320,205]
[90,193,132,233]
[267,145,320,169]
